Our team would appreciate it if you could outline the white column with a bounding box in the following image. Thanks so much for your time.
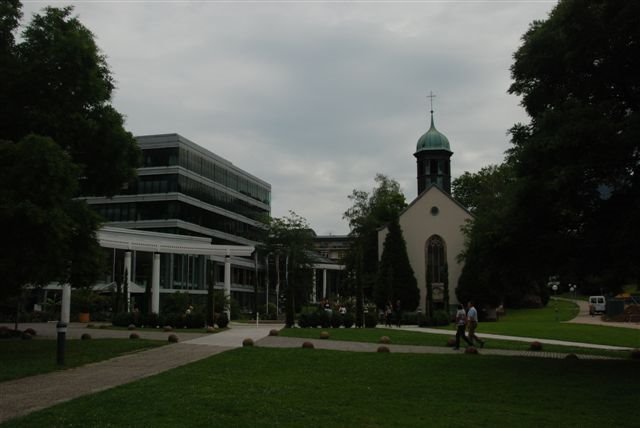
[322,269,327,300]
[312,269,317,303]
[124,250,132,312]
[61,284,71,324]
[224,253,231,320]
[151,253,160,314]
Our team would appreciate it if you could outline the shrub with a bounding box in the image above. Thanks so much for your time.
[168,334,179,343]
[163,325,173,332]
[242,338,254,347]
[302,341,314,349]
[112,312,136,327]
[86,323,95,329]
[377,346,390,353]
[23,328,36,336]
[364,312,378,328]
[379,336,391,344]
[432,310,450,326]
[0,326,15,339]
[307,311,321,328]
[530,341,543,351]
[331,314,343,328]
[465,346,479,355]
[185,312,205,329]
[342,313,354,328]
[320,331,330,339]
[99,325,108,329]
[631,349,640,360]
[447,337,456,347]
[81,333,91,340]
[269,329,279,336]
[401,311,420,326]
[565,353,579,360]
[319,311,332,329]
[206,326,216,333]
[21,332,32,340]
[129,333,140,340]
[143,313,159,328]
[260,303,278,320]
[160,313,184,329]
[297,312,310,328]
[127,324,136,331]
[216,313,229,329]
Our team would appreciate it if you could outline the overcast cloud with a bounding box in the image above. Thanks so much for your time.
[22,0,556,235]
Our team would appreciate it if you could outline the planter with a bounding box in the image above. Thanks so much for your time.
[78,312,90,323]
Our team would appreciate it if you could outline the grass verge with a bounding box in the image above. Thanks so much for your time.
[0,338,165,382]
[3,348,638,427]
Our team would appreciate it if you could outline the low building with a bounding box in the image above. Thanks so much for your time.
[81,133,272,312]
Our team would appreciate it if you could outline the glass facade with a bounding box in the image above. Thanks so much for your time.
[118,174,269,222]
[92,201,266,242]
[141,145,271,205]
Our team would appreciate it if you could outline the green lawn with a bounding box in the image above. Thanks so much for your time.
[3,348,638,427]
[278,327,631,359]
[0,339,165,382]
[435,300,640,348]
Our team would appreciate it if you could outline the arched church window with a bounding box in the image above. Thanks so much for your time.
[426,235,446,284]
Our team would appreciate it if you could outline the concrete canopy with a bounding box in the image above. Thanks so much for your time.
[97,226,254,257]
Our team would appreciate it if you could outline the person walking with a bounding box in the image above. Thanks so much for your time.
[384,301,393,328]
[454,303,473,350]
[466,301,485,348]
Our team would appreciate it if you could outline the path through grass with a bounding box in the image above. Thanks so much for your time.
[0,338,165,382]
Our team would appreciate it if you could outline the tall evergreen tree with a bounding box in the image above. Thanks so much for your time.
[375,217,419,311]
[344,174,407,321]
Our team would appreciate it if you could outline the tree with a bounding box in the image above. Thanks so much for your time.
[0,135,103,299]
[457,0,640,308]
[264,212,315,327]
[375,217,419,311]
[453,161,552,308]
[506,0,640,294]
[4,5,140,196]
[343,174,407,321]
[0,3,140,299]
[452,164,512,213]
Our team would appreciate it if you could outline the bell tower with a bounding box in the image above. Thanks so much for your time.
[414,93,453,195]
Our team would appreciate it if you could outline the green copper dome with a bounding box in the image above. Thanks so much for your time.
[416,112,451,153]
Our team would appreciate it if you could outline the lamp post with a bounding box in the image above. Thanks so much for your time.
[56,321,67,365]
[552,284,558,321]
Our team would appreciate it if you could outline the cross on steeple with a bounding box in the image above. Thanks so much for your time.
[427,91,436,114]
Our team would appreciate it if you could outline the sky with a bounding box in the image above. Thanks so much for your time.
[22,0,557,235]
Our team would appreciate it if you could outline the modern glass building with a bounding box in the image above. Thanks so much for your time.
[81,134,272,312]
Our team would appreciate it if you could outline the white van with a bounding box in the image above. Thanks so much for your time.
[588,296,606,314]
